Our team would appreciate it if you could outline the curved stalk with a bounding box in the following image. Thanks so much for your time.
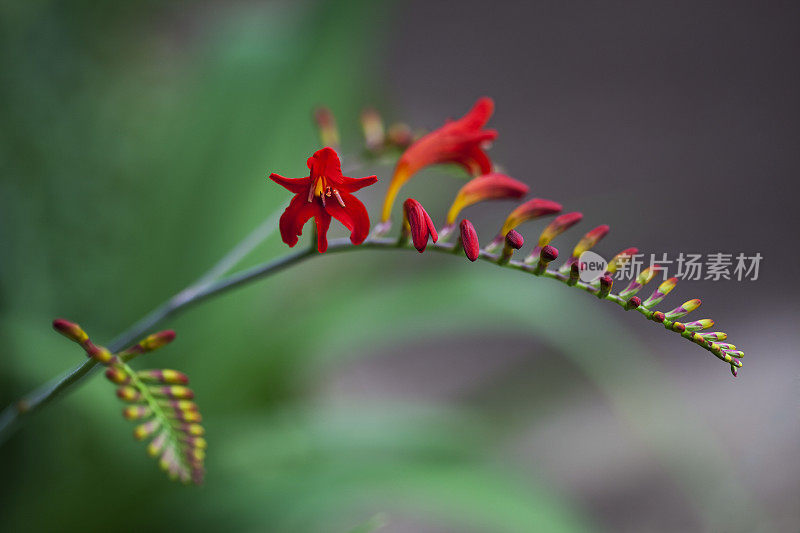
[0,234,723,445]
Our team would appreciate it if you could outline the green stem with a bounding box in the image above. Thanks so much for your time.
[0,235,712,446]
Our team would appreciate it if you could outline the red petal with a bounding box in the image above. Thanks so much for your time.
[337,174,378,193]
[325,193,371,246]
[459,144,494,175]
[315,209,331,253]
[270,173,311,194]
[306,147,343,181]
[279,194,319,248]
[456,97,494,130]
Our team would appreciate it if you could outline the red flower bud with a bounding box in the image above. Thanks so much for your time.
[105,366,130,385]
[52,318,88,344]
[597,274,613,298]
[539,245,559,263]
[505,229,524,250]
[567,262,580,286]
[624,296,642,310]
[403,199,438,252]
[137,330,176,353]
[459,219,480,262]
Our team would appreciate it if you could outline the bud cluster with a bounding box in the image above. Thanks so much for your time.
[52,319,206,483]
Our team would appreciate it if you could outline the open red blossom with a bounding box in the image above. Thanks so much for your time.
[381,97,498,224]
[269,147,377,253]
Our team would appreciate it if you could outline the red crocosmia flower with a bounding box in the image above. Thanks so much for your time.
[403,198,438,253]
[269,147,377,253]
[381,97,498,225]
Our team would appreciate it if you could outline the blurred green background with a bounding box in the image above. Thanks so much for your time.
[1,1,797,532]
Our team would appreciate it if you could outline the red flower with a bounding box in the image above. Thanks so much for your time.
[269,147,377,253]
[380,97,498,224]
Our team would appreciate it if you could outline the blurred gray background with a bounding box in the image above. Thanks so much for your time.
[361,1,800,530]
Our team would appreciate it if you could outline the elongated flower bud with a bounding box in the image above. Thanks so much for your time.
[403,198,438,252]
[105,366,130,385]
[642,277,678,308]
[459,219,480,261]
[597,275,613,298]
[606,247,638,274]
[665,299,702,320]
[560,225,609,273]
[313,107,339,148]
[134,419,161,441]
[147,431,168,457]
[122,405,152,420]
[177,423,205,437]
[52,319,88,343]
[499,230,523,265]
[489,199,562,251]
[527,212,583,262]
[567,262,580,286]
[445,173,528,226]
[117,386,141,403]
[134,330,177,353]
[137,369,189,385]
[85,342,115,364]
[159,399,198,412]
[181,436,208,449]
[169,410,202,423]
[618,266,660,299]
[360,107,385,151]
[149,385,194,400]
[684,319,714,332]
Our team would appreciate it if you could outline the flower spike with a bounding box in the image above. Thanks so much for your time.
[270,147,378,253]
[380,97,497,227]
[52,320,206,484]
[402,199,438,253]
[442,173,529,238]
